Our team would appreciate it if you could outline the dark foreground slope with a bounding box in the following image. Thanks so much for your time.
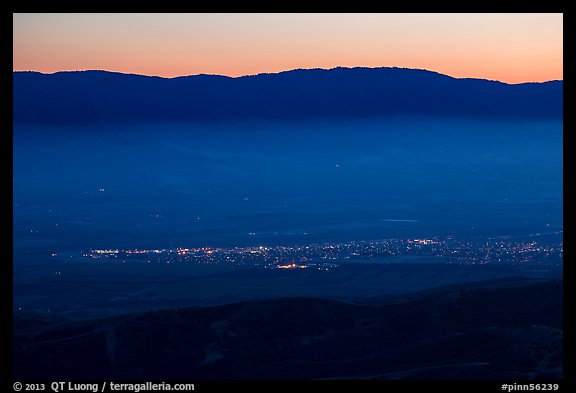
[13,67,562,125]
[13,279,562,380]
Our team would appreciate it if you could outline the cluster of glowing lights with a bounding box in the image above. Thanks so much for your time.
[277,263,308,269]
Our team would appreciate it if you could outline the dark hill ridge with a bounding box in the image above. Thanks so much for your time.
[13,67,562,125]
[13,279,562,380]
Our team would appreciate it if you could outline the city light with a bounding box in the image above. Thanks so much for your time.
[52,235,562,270]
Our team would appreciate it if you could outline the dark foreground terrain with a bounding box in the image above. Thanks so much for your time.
[13,278,562,380]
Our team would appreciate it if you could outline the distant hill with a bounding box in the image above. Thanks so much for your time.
[13,67,562,125]
[13,279,562,380]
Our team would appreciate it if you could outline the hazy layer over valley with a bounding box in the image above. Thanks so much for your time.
[14,118,562,252]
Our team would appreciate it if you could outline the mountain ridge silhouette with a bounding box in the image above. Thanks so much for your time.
[13,67,562,125]
[13,278,562,380]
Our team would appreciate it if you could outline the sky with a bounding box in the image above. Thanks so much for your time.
[13,13,562,84]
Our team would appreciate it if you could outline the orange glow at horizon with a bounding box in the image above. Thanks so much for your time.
[13,13,562,84]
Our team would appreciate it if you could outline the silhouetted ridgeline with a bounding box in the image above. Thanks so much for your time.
[13,67,562,125]
[14,279,562,380]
